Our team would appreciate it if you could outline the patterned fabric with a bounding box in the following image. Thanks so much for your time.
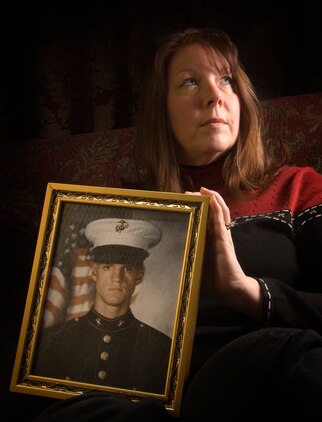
[0,127,138,233]
[261,93,322,170]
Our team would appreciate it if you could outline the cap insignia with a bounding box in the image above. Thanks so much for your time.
[115,220,129,233]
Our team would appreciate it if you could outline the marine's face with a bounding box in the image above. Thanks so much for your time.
[167,43,240,166]
[92,263,144,311]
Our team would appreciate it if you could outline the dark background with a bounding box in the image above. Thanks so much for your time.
[0,0,321,142]
[2,1,322,420]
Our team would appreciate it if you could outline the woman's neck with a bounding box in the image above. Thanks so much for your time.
[180,158,225,192]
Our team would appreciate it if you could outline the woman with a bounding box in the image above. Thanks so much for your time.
[135,27,322,420]
[35,27,322,421]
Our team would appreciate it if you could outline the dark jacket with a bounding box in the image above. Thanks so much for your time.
[33,307,171,394]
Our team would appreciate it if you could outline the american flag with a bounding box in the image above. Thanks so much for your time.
[42,219,95,328]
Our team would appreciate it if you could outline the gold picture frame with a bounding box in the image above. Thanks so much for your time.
[10,182,209,417]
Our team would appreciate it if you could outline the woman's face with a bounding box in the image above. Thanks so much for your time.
[167,43,240,166]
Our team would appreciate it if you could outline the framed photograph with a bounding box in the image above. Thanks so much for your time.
[10,182,209,416]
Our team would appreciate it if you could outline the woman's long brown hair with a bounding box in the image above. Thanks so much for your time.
[135,27,288,196]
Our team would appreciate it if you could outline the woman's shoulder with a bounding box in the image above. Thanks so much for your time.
[275,165,322,214]
[229,165,322,218]
[277,165,322,179]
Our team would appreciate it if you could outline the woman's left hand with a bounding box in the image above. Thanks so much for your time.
[186,187,263,320]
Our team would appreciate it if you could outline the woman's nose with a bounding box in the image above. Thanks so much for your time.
[204,81,222,108]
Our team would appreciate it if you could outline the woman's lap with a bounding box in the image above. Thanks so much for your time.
[181,327,322,420]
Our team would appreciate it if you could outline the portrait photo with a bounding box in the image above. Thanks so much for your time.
[10,183,209,416]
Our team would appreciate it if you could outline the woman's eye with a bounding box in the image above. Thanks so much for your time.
[103,265,112,271]
[182,77,198,87]
[221,76,233,86]
[124,266,134,272]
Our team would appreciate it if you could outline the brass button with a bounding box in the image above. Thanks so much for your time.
[103,334,111,343]
[100,351,109,361]
[98,370,107,380]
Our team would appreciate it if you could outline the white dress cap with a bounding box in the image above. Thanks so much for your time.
[85,218,162,252]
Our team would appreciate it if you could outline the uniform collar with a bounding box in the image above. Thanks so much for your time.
[86,306,135,331]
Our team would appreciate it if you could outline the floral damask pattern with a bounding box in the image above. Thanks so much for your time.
[261,93,322,171]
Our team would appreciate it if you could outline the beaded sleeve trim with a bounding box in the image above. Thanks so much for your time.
[232,203,322,234]
[256,278,272,326]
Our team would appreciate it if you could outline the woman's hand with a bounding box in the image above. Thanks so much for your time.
[186,187,263,321]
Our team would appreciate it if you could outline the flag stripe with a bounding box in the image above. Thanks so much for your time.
[43,267,67,327]
[43,246,96,326]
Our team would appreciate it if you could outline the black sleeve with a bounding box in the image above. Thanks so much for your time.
[260,215,322,333]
